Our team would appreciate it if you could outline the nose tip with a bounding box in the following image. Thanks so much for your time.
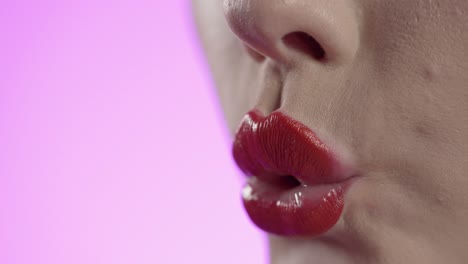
[223,0,360,65]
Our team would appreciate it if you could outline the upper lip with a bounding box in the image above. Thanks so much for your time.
[232,109,351,186]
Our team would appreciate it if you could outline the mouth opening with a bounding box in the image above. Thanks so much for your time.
[278,175,302,189]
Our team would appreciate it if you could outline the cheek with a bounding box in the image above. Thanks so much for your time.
[335,1,468,250]
[358,0,468,185]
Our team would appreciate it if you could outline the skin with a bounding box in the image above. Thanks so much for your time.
[193,0,468,263]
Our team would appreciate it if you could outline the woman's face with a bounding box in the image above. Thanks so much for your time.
[194,0,468,263]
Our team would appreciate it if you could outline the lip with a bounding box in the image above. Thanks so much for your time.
[232,109,355,236]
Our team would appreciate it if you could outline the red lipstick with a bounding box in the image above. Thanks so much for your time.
[233,110,354,236]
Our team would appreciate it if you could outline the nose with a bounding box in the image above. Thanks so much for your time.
[223,0,360,65]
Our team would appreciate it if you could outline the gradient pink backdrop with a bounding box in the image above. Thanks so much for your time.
[0,1,267,263]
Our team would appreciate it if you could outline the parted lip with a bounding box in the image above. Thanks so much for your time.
[232,109,355,236]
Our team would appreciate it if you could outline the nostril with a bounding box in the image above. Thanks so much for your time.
[282,31,326,61]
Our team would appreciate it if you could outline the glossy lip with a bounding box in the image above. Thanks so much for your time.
[232,109,355,236]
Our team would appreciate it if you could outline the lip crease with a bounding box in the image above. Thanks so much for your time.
[232,109,355,236]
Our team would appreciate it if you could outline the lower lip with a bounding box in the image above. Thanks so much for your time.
[242,177,351,237]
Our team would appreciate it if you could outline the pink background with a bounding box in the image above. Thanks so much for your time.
[0,1,266,263]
